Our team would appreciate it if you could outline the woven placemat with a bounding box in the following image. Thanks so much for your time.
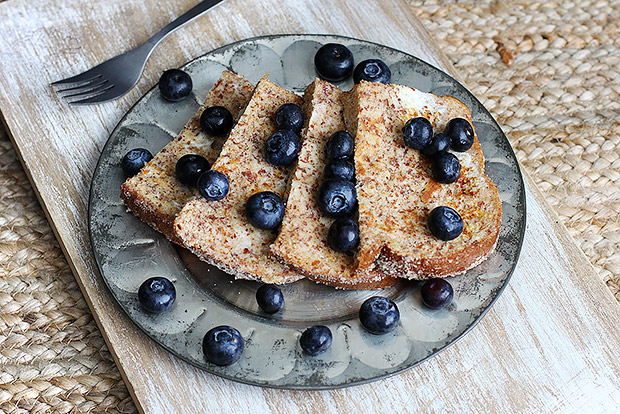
[0,131,136,412]
[409,0,620,300]
[1,0,618,412]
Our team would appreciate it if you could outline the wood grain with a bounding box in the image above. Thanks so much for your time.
[1,0,620,412]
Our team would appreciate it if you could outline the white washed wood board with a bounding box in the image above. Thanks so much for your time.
[1,0,620,412]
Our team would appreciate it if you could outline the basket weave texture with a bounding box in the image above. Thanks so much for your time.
[411,0,620,299]
[0,0,618,412]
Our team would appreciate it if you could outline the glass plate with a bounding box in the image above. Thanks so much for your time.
[89,34,526,389]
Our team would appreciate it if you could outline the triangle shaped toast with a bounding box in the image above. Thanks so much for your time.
[120,71,254,244]
[271,79,397,289]
[174,78,304,284]
[342,81,501,279]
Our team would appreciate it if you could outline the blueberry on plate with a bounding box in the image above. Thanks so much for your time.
[264,130,302,166]
[200,106,233,136]
[327,217,359,253]
[121,148,153,177]
[421,278,454,309]
[402,117,432,150]
[159,69,192,102]
[326,130,354,160]
[428,206,464,241]
[175,154,210,186]
[432,152,461,184]
[353,59,391,84]
[203,325,244,366]
[446,118,474,152]
[245,191,285,230]
[300,325,332,356]
[138,277,175,313]
[421,132,451,158]
[256,284,284,314]
[359,296,400,334]
[197,170,229,201]
[318,178,357,217]
[314,43,355,82]
[324,158,355,182]
[274,103,304,133]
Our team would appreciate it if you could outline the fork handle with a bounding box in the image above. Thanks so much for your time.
[141,0,226,53]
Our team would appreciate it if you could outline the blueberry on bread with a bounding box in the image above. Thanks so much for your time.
[175,154,210,187]
[121,148,153,177]
[200,106,233,136]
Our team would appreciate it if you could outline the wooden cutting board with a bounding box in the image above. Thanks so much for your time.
[1,0,620,412]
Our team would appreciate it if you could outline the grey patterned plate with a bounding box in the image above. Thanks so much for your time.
[89,34,525,389]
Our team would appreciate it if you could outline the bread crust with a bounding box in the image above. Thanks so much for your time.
[120,71,254,244]
[174,78,304,284]
[270,79,398,289]
[343,81,502,279]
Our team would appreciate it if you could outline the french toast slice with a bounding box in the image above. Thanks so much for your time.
[342,81,501,279]
[174,78,304,284]
[270,79,398,289]
[120,71,254,244]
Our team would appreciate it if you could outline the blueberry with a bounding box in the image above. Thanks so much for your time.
[300,325,332,356]
[121,148,153,177]
[327,217,359,253]
[137,277,175,313]
[403,117,432,150]
[200,106,233,136]
[264,130,302,166]
[326,130,354,160]
[446,118,474,152]
[428,206,464,241]
[256,284,284,314]
[159,69,192,102]
[432,152,461,184]
[314,43,355,82]
[197,170,229,201]
[245,191,285,230]
[318,178,357,217]
[421,278,454,309]
[203,325,244,366]
[274,103,304,133]
[421,133,451,158]
[175,154,210,186]
[324,159,355,181]
[359,296,400,334]
[353,59,391,84]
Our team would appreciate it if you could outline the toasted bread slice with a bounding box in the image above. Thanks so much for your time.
[120,71,254,244]
[270,79,398,289]
[174,78,304,284]
[342,81,501,279]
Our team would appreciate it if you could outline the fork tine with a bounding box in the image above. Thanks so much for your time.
[56,77,106,94]
[60,81,111,99]
[50,68,102,86]
[67,85,120,105]
[65,84,115,103]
